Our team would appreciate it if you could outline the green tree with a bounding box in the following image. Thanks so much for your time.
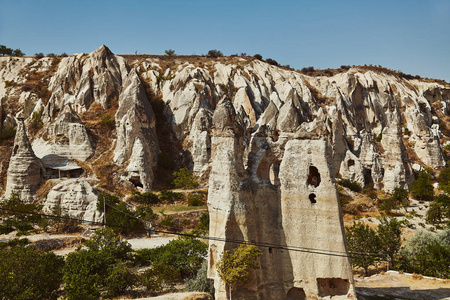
[0,245,64,300]
[172,167,198,189]
[165,49,176,56]
[217,244,262,300]
[207,49,223,57]
[426,194,450,225]
[377,216,403,266]
[63,228,134,299]
[410,170,434,201]
[138,263,180,293]
[439,166,450,194]
[345,222,381,274]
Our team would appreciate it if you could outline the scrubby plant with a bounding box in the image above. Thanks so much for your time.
[266,58,279,66]
[207,49,223,57]
[30,110,43,129]
[184,260,215,295]
[0,244,65,300]
[100,113,115,129]
[253,54,263,60]
[172,168,198,189]
[138,263,180,292]
[341,179,362,192]
[187,193,204,206]
[165,49,176,56]
[410,170,434,201]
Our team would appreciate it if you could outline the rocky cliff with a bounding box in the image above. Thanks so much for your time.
[1,46,449,299]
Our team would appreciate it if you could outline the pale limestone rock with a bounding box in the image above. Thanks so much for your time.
[114,69,159,190]
[32,104,93,161]
[207,100,355,300]
[4,119,44,203]
[44,45,129,120]
[42,179,103,224]
[339,150,365,186]
[189,108,213,175]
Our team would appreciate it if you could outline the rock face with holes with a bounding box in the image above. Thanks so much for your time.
[42,178,103,223]
[207,99,356,300]
[3,119,45,203]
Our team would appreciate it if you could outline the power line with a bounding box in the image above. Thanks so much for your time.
[0,206,387,259]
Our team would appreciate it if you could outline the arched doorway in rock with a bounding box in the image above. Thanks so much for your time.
[307,165,321,188]
[287,287,306,300]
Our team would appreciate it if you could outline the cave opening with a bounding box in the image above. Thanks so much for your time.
[309,193,317,204]
[307,165,321,187]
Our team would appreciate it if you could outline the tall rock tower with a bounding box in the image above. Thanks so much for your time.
[207,100,356,300]
[4,118,44,203]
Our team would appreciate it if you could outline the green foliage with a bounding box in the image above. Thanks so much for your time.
[138,263,180,292]
[381,187,410,214]
[165,49,176,56]
[345,222,381,274]
[172,168,198,189]
[426,194,450,225]
[100,113,115,129]
[0,192,45,235]
[438,166,450,194]
[30,111,43,130]
[97,193,144,234]
[84,227,132,261]
[187,193,205,206]
[184,260,215,295]
[0,126,16,141]
[197,213,210,231]
[266,58,279,66]
[397,230,450,278]
[374,134,382,143]
[0,244,64,300]
[159,189,183,202]
[253,54,263,60]
[4,80,13,88]
[217,244,262,292]
[341,179,362,192]
[410,170,434,201]
[135,237,207,279]
[63,228,134,299]
[0,45,25,56]
[160,215,174,227]
[207,49,223,57]
[129,191,160,205]
[377,217,403,263]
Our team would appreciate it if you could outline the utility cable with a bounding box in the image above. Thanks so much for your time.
[0,206,387,259]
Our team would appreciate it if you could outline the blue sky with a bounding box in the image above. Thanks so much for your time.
[1,0,449,81]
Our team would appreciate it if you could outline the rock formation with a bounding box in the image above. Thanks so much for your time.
[3,118,44,203]
[207,99,356,299]
[42,178,103,224]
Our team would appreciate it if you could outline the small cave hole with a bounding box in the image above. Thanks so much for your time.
[307,166,321,187]
[129,176,143,188]
[348,159,355,167]
[287,287,306,300]
[309,193,317,204]
[269,247,273,254]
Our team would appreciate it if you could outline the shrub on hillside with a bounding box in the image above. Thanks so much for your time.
[187,193,204,206]
[341,179,362,192]
[410,170,434,201]
[172,168,198,189]
[207,49,223,57]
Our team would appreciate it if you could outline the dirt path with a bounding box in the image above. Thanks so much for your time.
[355,271,450,300]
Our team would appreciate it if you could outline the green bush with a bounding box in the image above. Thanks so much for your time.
[426,194,450,225]
[63,228,134,299]
[184,260,214,295]
[374,134,382,143]
[0,244,64,300]
[197,213,209,231]
[187,193,204,206]
[160,215,174,227]
[253,54,263,60]
[410,170,434,201]
[439,166,450,194]
[30,111,43,129]
[138,263,180,292]
[159,189,183,202]
[130,191,160,205]
[341,179,362,192]
[172,168,198,189]
[135,237,207,279]
[101,113,115,129]
[207,49,223,57]
[165,49,176,56]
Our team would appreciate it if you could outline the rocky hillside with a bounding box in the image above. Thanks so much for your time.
[1,45,449,203]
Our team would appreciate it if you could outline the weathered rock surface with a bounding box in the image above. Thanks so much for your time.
[32,104,94,161]
[42,178,103,224]
[3,119,44,203]
[207,100,355,299]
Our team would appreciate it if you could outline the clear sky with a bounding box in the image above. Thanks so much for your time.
[1,0,449,81]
